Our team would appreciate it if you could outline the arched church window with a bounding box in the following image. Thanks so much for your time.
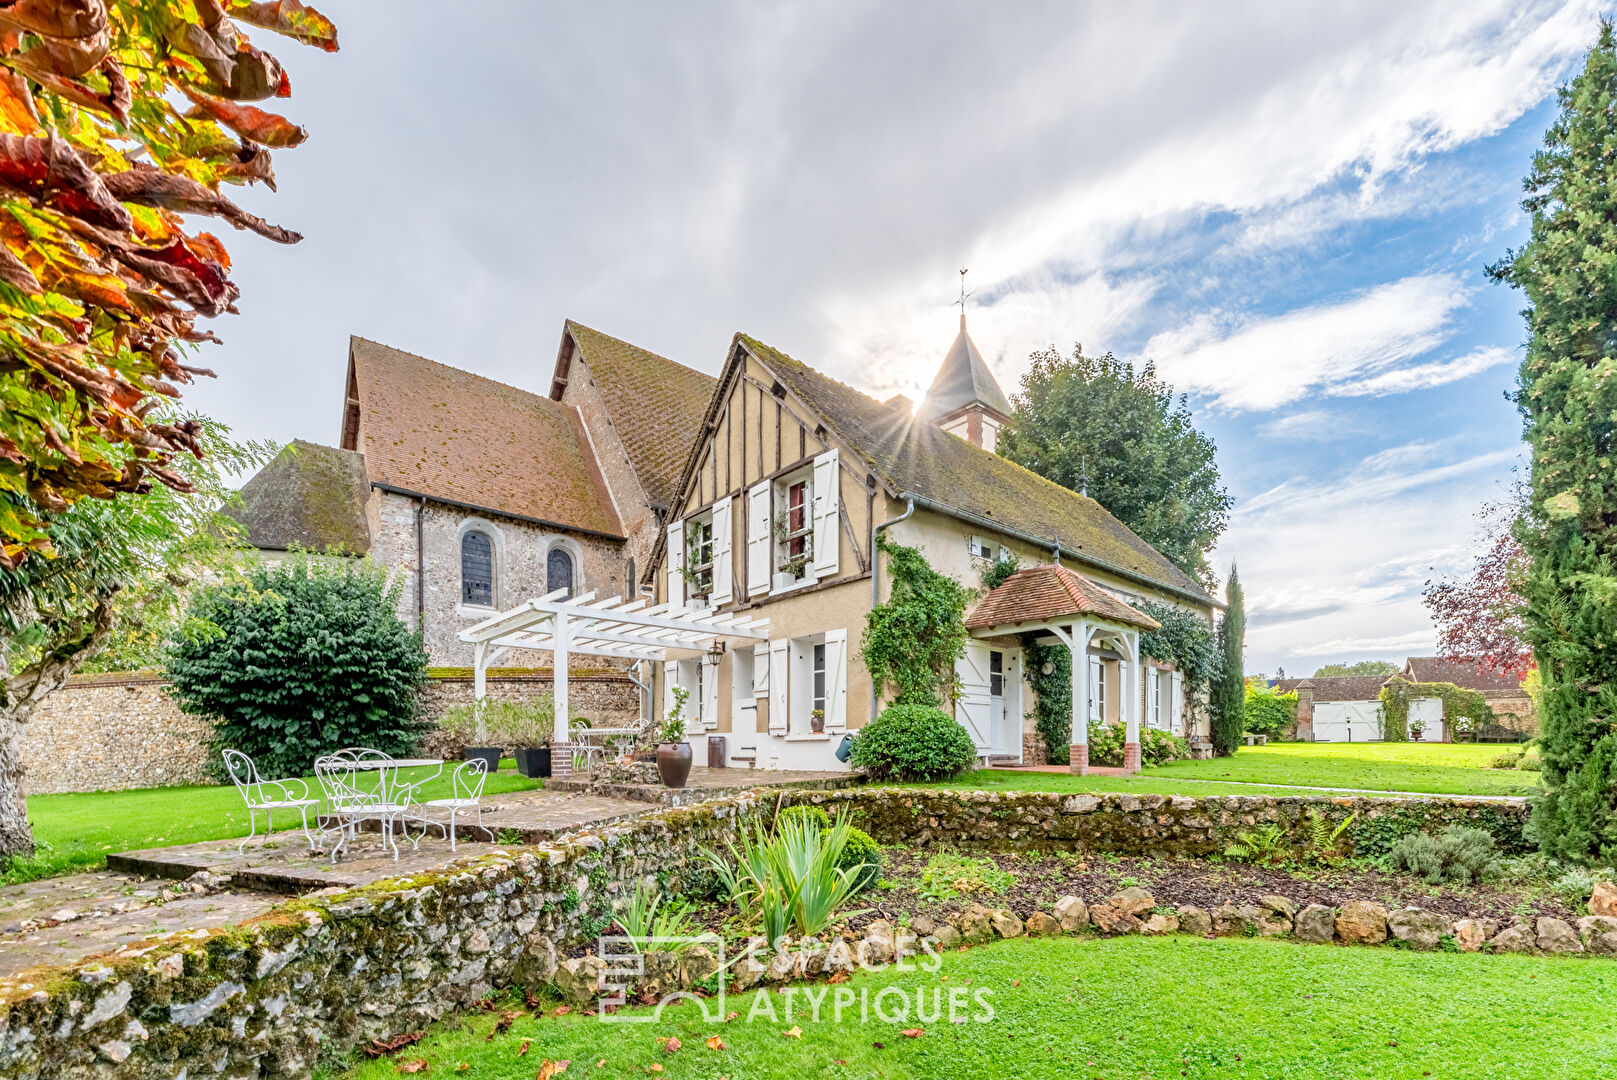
[461,530,494,606]
[547,547,575,599]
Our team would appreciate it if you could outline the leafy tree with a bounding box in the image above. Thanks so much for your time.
[1312,660,1399,678]
[1244,680,1297,738]
[862,536,970,707]
[1209,565,1245,756]
[998,345,1232,587]
[1489,21,1617,862]
[166,555,429,779]
[0,416,265,855]
[0,1,336,567]
[1422,496,1534,681]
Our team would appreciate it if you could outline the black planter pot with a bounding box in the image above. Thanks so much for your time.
[513,746,551,779]
[465,746,502,773]
[656,742,693,788]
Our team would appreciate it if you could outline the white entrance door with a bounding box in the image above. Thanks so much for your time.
[990,649,1024,757]
[731,647,757,762]
[955,643,994,757]
[1410,697,1445,742]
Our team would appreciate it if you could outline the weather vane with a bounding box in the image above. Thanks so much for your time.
[956,267,972,322]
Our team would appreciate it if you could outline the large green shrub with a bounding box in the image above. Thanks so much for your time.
[166,555,429,778]
[1244,680,1297,738]
[1490,23,1617,862]
[849,703,977,781]
[1084,722,1188,768]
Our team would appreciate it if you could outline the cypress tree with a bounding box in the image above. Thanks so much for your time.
[1491,22,1617,862]
[1210,565,1245,757]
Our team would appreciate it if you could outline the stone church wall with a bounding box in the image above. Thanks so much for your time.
[369,489,633,666]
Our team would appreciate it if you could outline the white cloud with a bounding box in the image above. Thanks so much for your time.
[1143,274,1474,411]
[1257,410,1366,442]
[1222,440,1524,675]
[1344,346,1515,396]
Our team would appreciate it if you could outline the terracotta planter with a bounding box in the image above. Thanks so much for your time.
[656,741,693,788]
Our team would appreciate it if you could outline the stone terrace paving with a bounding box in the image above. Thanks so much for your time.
[0,768,845,979]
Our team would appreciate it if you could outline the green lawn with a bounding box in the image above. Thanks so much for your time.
[330,936,1617,1080]
[920,742,1540,798]
[1147,741,1540,796]
[9,762,544,883]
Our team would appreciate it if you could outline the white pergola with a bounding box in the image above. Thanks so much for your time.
[458,589,771,743]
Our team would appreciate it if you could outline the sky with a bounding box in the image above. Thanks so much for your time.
[184,0,1604,678]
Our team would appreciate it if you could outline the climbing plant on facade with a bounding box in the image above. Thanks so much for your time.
[862,535,970,707]
[1378,677,1492,744]
[1137,598,1219,710]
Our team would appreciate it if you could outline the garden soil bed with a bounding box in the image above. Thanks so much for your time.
[840,847,1578,930]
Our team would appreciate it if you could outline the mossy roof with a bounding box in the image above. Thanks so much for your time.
[1275,675,1390,702]
[1403,657,1524,693]
[736,334,1209,604]
[562,321,716,511]
[348,336,623,537]
[228,439,369,554]
[920,315,1012,420]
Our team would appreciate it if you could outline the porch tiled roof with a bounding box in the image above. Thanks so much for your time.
[966,564,1160,632]
[347,337,623,537]
[736,334,1210,605]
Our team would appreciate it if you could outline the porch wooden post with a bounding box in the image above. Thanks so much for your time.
[1123,629,1142,774]
[550,612,573,777]
[1069,620,1089,775]
[472,641,489,742]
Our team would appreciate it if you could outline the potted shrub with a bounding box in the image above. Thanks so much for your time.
[440,702,502,773]
[498,701,551,779]
[656,687,693,788]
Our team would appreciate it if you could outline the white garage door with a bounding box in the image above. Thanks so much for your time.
[1409,697,1445,742]
[1313,700,1383,742]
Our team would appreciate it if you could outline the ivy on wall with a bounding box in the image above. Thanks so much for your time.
[1378,676,1493,742]
[1137,600,1220,709]
[862,536,972,707]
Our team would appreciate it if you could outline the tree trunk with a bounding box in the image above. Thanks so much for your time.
[0,592,118,859]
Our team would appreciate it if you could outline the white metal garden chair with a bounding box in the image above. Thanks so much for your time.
[222,749,320,853]
[313,752,421,861]
[418,758,493,851]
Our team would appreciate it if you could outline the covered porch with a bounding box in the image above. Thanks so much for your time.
[965,564,1161,775]
[458,589,770,775]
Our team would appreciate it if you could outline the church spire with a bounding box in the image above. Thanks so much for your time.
[920,269,1012,450]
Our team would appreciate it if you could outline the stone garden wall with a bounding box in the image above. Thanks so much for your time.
[787,787,1534,856]
[0,787,1540,1079]
[23,671,640,795]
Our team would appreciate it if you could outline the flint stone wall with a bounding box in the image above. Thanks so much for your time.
[0,787,1530,1079]
[784,787,1533,856]
[23,671,639,795]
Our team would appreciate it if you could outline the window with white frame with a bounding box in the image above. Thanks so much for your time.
[969,535,1008,563]
[1088,655,1105,722]
[774,470,813,583]
[812,641,827,718]
[1150,668,1164,730]
[684,512,715,599]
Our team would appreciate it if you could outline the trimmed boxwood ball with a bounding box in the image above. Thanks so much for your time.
[849,703,978,781]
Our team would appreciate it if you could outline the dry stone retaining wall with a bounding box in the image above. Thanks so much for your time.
[0,787,1536,1079]
[785,787,1533,857]
[23,671,639,795]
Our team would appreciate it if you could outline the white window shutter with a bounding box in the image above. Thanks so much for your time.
[768,639,789,734]
[824,628,848,732]
[746,481,771,597]
[811,449,839,578]
[665,521,685,613]
[662,659,678,724]
[752,642,770,697]
[711,496,733,606]
[702,658,720,730]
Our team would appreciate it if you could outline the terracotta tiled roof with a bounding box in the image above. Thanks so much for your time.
[1403,657,1523,692]
[735,335,1210,605]
[966,564,1160,631]
[346,337,623,537]
[229,440,369,554]
[560,321,716,512]
[1275,675,1390,702]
